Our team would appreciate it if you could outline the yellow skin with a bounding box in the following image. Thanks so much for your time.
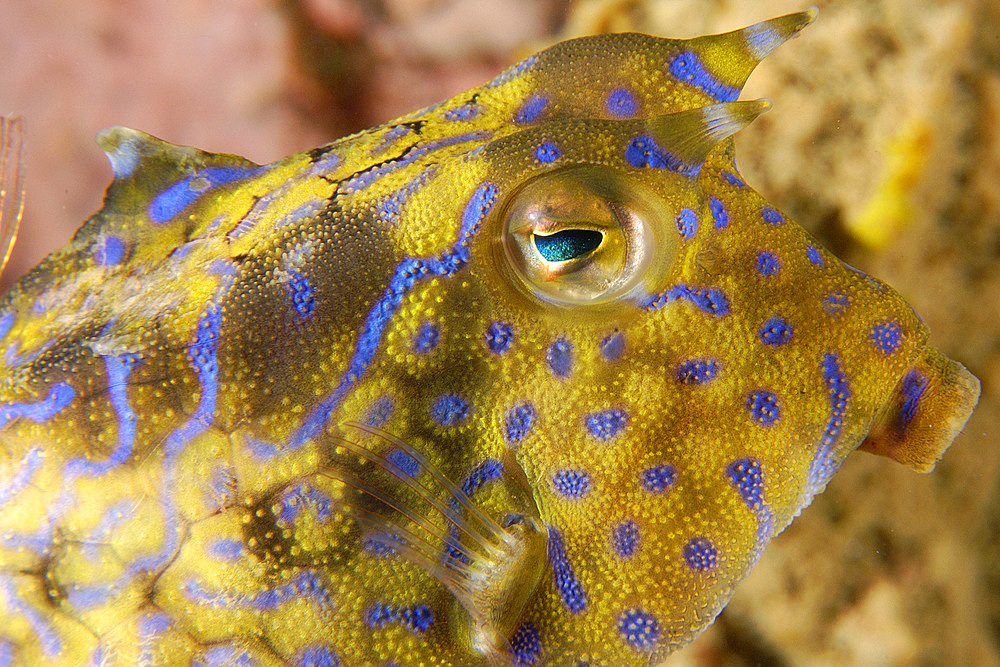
[0,10,980,666]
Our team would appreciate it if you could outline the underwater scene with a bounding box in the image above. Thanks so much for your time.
[0,0,996,665]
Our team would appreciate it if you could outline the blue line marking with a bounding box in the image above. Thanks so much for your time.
[149,166,261,223]
[898,370,929,428]
[547,527,587,613]
[643,284,731,315]
[668,51,739,102]
[0,575,62,658]
[0,381,75,429]
[807,354,851,495]
[290,182,499,450]
[66,354,138,477]
[624,134,700,176]
[345,132,490,191]
[186,571,331,611]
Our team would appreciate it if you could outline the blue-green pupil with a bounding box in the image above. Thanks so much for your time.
[533,229,603,262]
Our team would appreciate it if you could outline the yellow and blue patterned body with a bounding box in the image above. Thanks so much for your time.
[0,11,980,666]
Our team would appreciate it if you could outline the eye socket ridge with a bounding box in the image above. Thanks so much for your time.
[532,228,604,263]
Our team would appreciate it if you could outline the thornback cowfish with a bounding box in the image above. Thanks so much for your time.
[0,9,980,666]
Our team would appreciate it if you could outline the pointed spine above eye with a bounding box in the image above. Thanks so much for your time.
[681,8,818,97]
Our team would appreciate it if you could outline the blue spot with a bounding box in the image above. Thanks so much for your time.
[722,171,746,188]
[822,290,850,317]
[505,402,536,443]
[640,465,677,493]
[758,316,793,346]
[431,394,470,426]
[510,622,542,666]
[761,206,785,225]
[485,321,514,354]
[386,449,420,477]
[149,166,259,223]
[625,135,699,176]
[611,520,640,558]
[676,208,698,239]
[365,603,433,633]
[606,88,638,117]
[727,459,764,509]
[515,95,548,124]
[746,390,780,426]
[94,236,126,266]
[413,322,440,354]
[535,141,561,164]
[600,332,625,362]
[585,408,628,441]
[206,539,244,562]
[710,196,729,229]
[295,645,340,667]
[618,608,660,650]
[0,381,76,429]
[870,320,902,354]
[552,469,591,498]
[755,251,781,276]
[364,395,394,428]
[547,338,573,378]
[682,536,718,571]
[675,359,719,385]
[287,271,315,317]
[547,528,587,613]
[644,284,730,316]
[444,103,480,121]
[668,51,739,102]
[461,458,504,496]
[898,370,929,427]
[806,245,825,267]
[289,182,498,450]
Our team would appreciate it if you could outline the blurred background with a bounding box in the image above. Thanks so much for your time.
[1,0,997,664]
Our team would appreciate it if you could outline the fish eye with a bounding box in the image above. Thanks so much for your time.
[501,166,677,306]
[533,229,603,263]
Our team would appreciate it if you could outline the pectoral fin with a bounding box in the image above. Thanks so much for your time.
[322,422,547,661]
